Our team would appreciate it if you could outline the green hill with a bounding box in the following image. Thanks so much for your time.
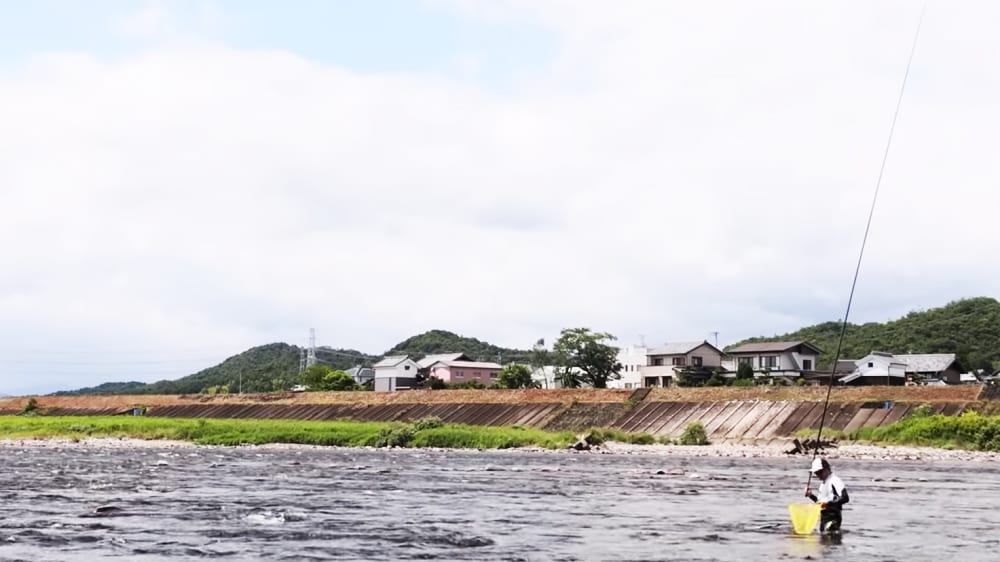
[53,331,533,396]
[730,297,1000,371]
[386,329,533,363]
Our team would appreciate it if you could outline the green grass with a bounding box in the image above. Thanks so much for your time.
[582,428,658,446]
[0,415,578,449]
[854,411,1000,451]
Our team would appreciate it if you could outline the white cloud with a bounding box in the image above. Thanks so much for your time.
[113,0,174,39]
[3,1,1000,393]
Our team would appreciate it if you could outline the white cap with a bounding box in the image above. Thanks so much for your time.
[810,458,825,472]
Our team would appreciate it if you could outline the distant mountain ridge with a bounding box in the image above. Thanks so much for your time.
[728,297,1000,372]
[53,330,534,396]
[53,298,1000,395]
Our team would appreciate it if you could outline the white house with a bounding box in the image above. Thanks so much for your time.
[839,352,907,386]
[726,341,822,379]
[373,355,421,391]
[640,340,726,387]
[608,345,649,389]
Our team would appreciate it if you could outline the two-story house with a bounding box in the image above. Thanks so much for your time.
[725,341,822,380]
[640,340,725,387]
[373,355,421,391]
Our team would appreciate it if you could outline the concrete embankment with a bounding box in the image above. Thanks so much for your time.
[0,386,987,443]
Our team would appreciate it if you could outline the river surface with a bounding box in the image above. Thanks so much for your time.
[0,442,997,561]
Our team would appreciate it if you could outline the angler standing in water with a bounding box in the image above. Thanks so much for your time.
[805,458,850,534]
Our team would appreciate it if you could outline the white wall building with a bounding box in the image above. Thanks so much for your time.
[608,345,649,389]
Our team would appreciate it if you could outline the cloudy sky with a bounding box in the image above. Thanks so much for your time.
[2,0,998,395]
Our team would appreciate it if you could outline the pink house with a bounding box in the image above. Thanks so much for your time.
[419,353,502,385]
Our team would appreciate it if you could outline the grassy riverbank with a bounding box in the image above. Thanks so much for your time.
[0,416,577,449]
[854,411,1000,451]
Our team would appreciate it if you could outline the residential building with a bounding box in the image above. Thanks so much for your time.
[839,352,907,386]
[894,353,963,385]
[424,357,502,386]
[725,341,822,379]
[346,366,375,387]
[609,345,648,389]
[640,340,726,387]
[372,355,421,391]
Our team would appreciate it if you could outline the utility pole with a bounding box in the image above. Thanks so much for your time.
[710,331,719,347]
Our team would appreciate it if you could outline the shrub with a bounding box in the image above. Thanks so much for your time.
[679,422,709,445]
[374,423,415,448]
[731,378,755,387]
[412,416,444,431]
[910,403,935,418]
[23,398,38,414]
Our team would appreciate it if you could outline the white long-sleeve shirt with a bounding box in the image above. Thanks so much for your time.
[811,473,849,510]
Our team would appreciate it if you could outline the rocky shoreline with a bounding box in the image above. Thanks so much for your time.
[1,436,998,462]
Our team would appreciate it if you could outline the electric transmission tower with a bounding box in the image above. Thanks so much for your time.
[306,328,317,368]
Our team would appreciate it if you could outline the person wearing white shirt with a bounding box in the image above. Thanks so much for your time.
[805,457,850,533]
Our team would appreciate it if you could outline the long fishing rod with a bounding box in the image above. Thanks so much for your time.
[807,4,926,485]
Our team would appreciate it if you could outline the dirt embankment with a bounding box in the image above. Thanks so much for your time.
[0,385,984,414]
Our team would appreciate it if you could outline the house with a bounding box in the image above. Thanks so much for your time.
[640,340,726,387]
[608,345,649,390]
[894,353,964,385]
[373,355,421,391]
[422,354,502,386]
[346,366,375,387]
[726,341,822,379]
[839,352,908,386]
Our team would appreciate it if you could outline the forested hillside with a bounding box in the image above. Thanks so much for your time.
[53,331,534,395]
[730,297,1000,371]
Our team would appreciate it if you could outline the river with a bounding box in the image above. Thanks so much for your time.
[0,442,996,561]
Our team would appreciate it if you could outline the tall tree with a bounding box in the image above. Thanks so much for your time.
[496,364,539,389]
[552,328,622,389]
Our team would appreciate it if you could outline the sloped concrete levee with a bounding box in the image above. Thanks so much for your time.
[605,399,977,442]
[0,385,987,442]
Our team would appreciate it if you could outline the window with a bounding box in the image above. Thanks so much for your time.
[653,358,664,366]
[624,383,633,389]
[762,356,778,368]
[489,373,498,379]
[404,365,410,370]
[672,357,686,366]
[456,371,464,378]
[644,377,659,387]
[803,359,813,370]
[692,356,703,367]
[737,357,753,367]
[868,362,874,368]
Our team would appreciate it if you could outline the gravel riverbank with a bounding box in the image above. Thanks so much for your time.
[1,436,997,462]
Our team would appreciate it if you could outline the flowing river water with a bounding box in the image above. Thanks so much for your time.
[0,441,997,561]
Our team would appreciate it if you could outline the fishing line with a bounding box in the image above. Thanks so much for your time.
[807,3,926,483]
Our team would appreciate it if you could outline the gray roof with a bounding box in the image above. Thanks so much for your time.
[834,359,858,373]
[426,359,502,370]
[728,341,823,354]
[895,354,958,374]
[417,353,470,368]
[373,355,411,368]
[647,341,712,356]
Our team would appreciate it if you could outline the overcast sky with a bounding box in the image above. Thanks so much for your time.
[2,1,998,395]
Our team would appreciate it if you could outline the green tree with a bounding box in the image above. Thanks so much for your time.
[552,328,622,389]
[736,361,754,380]
[323,370,359,391]
[496,364,539,389]
[299,364,333,390]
